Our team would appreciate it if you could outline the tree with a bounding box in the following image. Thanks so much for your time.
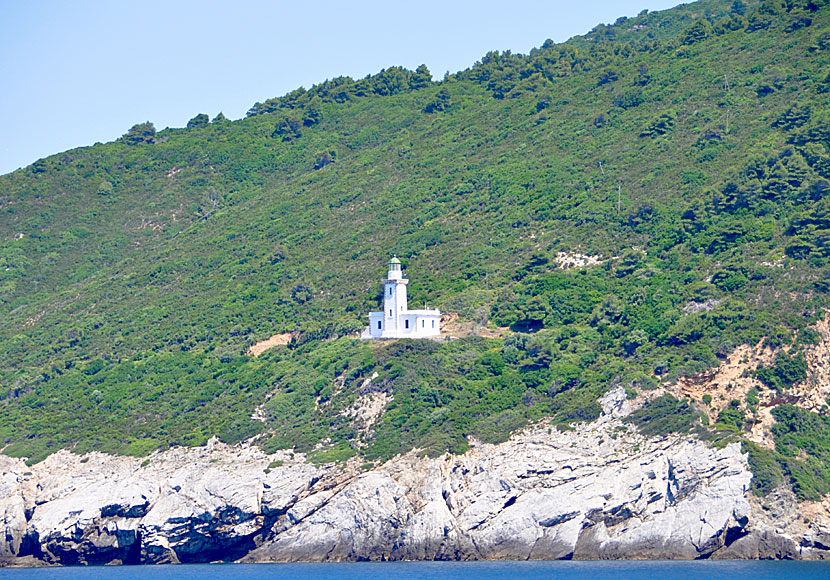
[711,270,748,292]
[96,180,113,196]
[121,122,156,145]
[624,328,649,355]
[291,285,313,304]
[507,72,548,98]
[597,69,619,85]
[281,87,307,109]
[313,149,336,170]
[758,0,787,16]
[730,0,747,15]
[272,116,302,141]
[763,161,790,199]
[773,104,811,131]
[207,188,221,211]
[784,152,810,189]
[302,97,322,126]
[640,112,675,137]
[756,352,808,390]
[369,67,410,96]
[807,180,830,201]
[817,73,830,94]
[411,64,432,89]
[636,64,651,86]
[682,20,712,45]
[613,88,644,109]
[424,87,451,113]
[186,113,209,129]
[805,146,830,181]
[707,222,747,253]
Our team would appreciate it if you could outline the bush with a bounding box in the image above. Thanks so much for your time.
[755,351,808,390]
[717,400,744,430]
[470,409,527,444]
[612,89,644,109]
[744,441,787,496]
[770,405,830,501]
[711,270,748,292]
[626,394,702,436]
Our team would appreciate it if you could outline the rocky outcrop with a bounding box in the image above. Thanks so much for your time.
[710,529,800,560]
[0,388,826,566]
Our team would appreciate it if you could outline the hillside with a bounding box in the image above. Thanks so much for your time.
[1,0,830,503]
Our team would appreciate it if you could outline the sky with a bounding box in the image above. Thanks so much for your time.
[0,0,686,176]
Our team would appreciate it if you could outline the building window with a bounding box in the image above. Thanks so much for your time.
[421,320,424,327]
[377,321,382,330]
[389,310,392,316]
[432,320,435,328]
[405,320,409,329]
[388,287,392,296]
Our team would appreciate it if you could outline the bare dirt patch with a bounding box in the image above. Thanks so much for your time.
[667,341,774,418]
[790,314,830,413]
[249,332,295,357]
[660,313,830,449]
[662,341,781,448]
[440,312,507,339]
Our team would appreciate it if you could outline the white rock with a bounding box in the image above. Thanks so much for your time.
[0,411,808,565]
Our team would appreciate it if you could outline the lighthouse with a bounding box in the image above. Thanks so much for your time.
[364,257,441,339]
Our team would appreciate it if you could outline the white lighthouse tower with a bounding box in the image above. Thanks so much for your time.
[364,257,441,339]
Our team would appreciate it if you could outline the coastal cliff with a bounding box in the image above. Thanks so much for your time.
[2,388,826,566]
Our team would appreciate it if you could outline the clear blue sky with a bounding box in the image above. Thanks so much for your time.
[0,0,685,176]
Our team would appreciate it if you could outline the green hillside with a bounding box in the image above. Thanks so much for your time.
[2,0,829,492]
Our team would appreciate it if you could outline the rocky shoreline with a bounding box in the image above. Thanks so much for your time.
[2,389,828,566]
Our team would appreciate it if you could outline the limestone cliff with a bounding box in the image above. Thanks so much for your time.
[2,388,827,566]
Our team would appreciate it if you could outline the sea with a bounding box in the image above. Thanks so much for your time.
[0,561,828,580]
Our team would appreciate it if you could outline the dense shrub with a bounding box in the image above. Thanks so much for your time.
[755,351,808,390]
[626,394,702,436]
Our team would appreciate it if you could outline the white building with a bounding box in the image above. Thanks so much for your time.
[363,257,441,339]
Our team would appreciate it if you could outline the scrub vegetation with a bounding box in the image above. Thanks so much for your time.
[1,0,829,498]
